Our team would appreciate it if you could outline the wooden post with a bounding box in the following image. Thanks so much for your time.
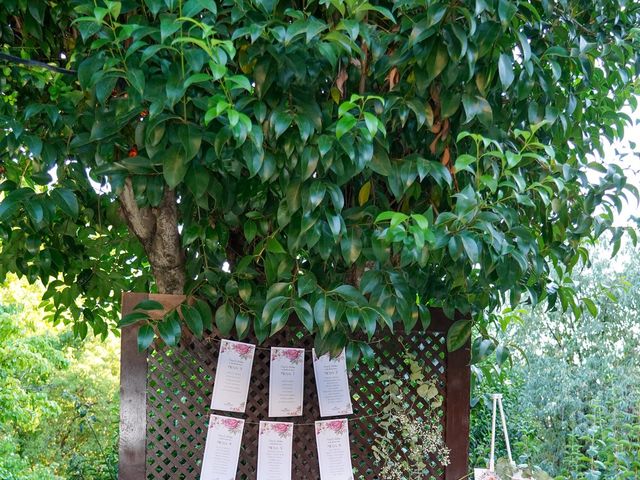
[119,292,186,480]
[119,293,149,480]
[426,309,472,479]
[445,336,471,480]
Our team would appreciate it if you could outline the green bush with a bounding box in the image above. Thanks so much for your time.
[0,280,119,479]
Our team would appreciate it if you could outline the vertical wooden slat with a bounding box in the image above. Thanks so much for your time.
[119,292,150,480]
[445,338,471,480]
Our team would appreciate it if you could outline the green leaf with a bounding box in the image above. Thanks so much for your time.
[120,311,149,327]
[419,305,431,330]
[195,299,213,331]
[294,299,314,333]
[0,198,19,221]
[461,94,493,125]
[332,285,367,305]
[266,237,286,254]
[262,296,288,326]
[495,344,510,366]
[336,114,357,139]
[161,146,188,188]
[297,273,318,297]
[498,53,514,90]
[134,299,164,311]
[215,303,235,336]
[582,298,598,317]
[340,232,363,265]
[345,342,361,370]
[235,312,251,338]
[447,319,472,351]
[272,110,293,139]
[177,124,202,161]
[25,201,44,224]
[362,309,377,339]
[270,309,289,335]
[51,189,79,218]
[460,234,480,263]
[128,68,145,94]
[345,307,359,332]
[498,0,517,25]
[137,324,155,351]
[157,315,178,346]
[181,304,204,337]
[454,154,476,174]
[244,220,257,242]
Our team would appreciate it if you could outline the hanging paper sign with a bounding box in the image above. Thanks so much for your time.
[312,348,353,417]
[269,347,305,417]
[211,340,255,413]
[256,421,294,480]
[315,419,354,480]
[200,414,244,480]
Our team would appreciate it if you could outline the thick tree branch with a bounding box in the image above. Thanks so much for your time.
[119,179,185,294]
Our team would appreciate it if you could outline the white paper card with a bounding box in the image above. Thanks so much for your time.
[312,348,353,417]
[257,421,294,480]
[315,419,354,480]
[474,469,500,480]
[269,347,305,417]
[211,340,255,413]
[200,414,244,480]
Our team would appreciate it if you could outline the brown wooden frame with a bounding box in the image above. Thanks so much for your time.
[119,292,470,480]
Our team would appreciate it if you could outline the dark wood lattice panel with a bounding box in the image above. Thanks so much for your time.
[144,329,448,480]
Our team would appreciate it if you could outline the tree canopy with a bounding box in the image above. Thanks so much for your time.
[0,0,638,356]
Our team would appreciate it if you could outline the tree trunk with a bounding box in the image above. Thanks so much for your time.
[119,179,186,295]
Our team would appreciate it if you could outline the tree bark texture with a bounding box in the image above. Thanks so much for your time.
[119,179,186,294]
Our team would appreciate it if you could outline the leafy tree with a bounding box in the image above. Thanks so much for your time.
[0,278,118,480]
[469,241,640,477]
[0,0,638,353]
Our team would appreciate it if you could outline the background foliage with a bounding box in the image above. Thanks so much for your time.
[0,0,638,355]
[469,240,640,479]
[0,278,118,480]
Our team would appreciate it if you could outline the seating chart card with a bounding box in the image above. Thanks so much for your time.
[211,340,255,413]
[315,419,354,480]
[200,414,244,480]
[269,347,305,417]
[312,348,353,417]
[256,421,294,480]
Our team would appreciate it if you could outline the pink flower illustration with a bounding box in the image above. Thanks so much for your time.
[328,420,345,433]
[233,343,253,357]
[273,423,291,435]
[261,422,293,438]
[283,349,303,363]
[478,472,499,480]
[222,418,242,431]
[317,420,347,435]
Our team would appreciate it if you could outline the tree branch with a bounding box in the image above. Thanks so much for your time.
[119,178,185,294]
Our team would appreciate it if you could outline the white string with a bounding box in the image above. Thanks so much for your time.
[237,412,386,426]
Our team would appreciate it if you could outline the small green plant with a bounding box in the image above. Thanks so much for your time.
[372,348,450,479]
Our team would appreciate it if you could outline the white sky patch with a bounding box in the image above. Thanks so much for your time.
[584,97,640,227]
